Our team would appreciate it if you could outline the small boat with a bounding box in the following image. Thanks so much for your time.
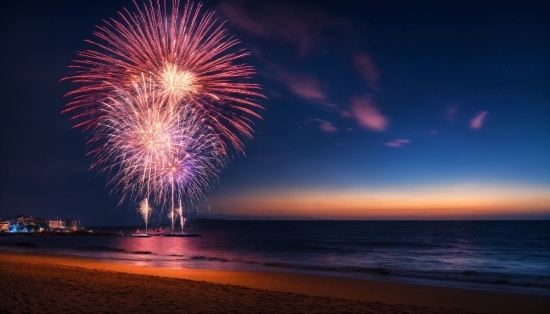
[149,227,165,236]
[163,233,200,237]
[132,229,151,237]
[131,233,151,237]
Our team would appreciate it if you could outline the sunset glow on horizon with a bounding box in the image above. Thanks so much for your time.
[210,183,550,219]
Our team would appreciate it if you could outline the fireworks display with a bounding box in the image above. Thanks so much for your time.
[63,0,263,153]
[64,0,262,228]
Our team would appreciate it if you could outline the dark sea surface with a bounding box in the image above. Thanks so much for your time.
[1,220,549,295]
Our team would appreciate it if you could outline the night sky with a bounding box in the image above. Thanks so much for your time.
[1,0,549,226]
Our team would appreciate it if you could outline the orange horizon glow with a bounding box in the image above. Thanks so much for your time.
[209,183,550,218]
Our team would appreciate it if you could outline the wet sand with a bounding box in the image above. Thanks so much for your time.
[1,250,548,313]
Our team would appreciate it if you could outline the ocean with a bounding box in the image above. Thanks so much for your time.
[1,220,549,295]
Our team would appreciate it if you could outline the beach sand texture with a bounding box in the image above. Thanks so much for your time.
[1,251,548,313]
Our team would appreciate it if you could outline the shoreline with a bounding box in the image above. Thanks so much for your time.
[2,243,548,297]
[1,249,549,313]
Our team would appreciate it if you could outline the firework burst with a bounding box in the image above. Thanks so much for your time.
[92,79,226,226]
[64,0,264,153]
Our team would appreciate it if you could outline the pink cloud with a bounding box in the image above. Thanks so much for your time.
[353,53,379,89]
[279,72,326,101]
[256,54,329,104]
[470,111,488,130]
[429,129,438,135]
[350,98,388,131]
[385,139,411,147]
[263,65,332,106]
[258,58,334,106]
[218,1,349,57]
[315,119,337,133]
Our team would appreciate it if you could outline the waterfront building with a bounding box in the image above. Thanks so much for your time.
[1,215,79,233]
[48,219,64,229]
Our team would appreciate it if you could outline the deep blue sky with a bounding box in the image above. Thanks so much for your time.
[1,0,549,225]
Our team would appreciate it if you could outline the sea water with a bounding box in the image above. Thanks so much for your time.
[1,220,549,295]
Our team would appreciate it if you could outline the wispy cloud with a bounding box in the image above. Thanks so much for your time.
[350,97,388,131]
[218,1,348,57]
[385,139,411,147]
[277,71,327,102]
[470,111,488,130]
[315,119,337,133]
[259,60,334,107]
[220,1,389,129]
[353,53,379,90]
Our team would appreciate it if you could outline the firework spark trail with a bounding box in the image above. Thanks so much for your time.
[177,200,185,232]
[138,198,152,230]
[92,79,226,227]
[64,0,264,153]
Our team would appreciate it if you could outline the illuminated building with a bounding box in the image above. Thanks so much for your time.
[2,215,80,233]
[48,219,64,229]
[0,221,8,232]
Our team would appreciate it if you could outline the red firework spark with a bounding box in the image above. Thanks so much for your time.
[63,0,264,153]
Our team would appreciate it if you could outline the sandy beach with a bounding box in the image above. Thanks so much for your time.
[0,250,548,313]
